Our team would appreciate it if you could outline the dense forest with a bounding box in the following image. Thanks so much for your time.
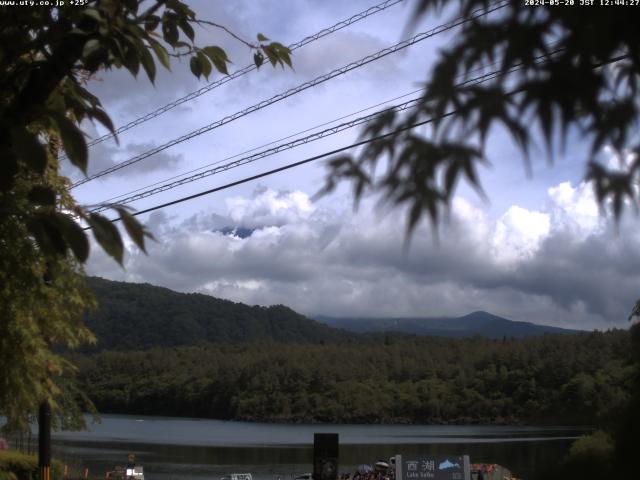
[73,330,634,425]
[85,277,354,350]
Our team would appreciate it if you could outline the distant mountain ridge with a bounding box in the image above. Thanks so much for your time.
[85,277,354,350]
[85,277,582,351]
[314,311,583,338]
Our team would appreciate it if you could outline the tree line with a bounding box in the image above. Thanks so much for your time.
[73,329,634,425]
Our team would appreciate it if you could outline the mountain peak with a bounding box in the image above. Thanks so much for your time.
[316,312,582,339]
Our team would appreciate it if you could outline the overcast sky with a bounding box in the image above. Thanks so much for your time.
[72,0,639,330]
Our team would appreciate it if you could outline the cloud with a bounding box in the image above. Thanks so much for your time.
[225,185,314,227]
[63,141,184,181]
[492,206,550,264]
[86,181,640,331]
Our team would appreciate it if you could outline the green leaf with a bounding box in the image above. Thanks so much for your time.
[82,38,102,60]
[178,18,195,42]
[189,55,202,78]
[271,42,292,68]
[81,8,103,23]
[263,45,278,67]
[27,186,56,206]
[88,213,124,265]
[140,44,156,83]
[11,127,48,174]
[197,51,212,79]
[88,107,117,142]
[162,19,179,46]
[51,113,88,174]
[116,208,153,254]
[148,38,171,70]
[202,46,229,75]
[144,15,160,32]
[73,83,100,106]
[54,212,90,263]
[257,33,269,42]
[27,212,68,257]
[122,44,140,76]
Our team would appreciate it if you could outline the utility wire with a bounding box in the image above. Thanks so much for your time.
[83,109,457,230]
[96,39,547,207]
[72,0,509,189]
[84,62,531,224]
[71,0,405,155]
[97,88,425,207]
[84,52,631,229]
[90,65,514,213]
[90,98,421,212]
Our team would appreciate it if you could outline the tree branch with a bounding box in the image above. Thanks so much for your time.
[136,0,167,22]
[194,19,257,49]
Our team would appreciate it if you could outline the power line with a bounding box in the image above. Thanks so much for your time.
[84,108,457,230]
[90,64,514,213]
[95,88,425,208]
[96,40,551,207]
[83,52,632,230]
[71,0,509,189]
[71,0,405,155]
[90,98,420,212]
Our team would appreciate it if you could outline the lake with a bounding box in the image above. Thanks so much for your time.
[46,414,588,480]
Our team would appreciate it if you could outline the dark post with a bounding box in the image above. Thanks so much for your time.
[313,433,339,480]
[38,401,51,480]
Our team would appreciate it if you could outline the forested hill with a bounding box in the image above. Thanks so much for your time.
[316,311,582,339]
[85,277,353,350]
[75,329,633,425]
[86,277,584,351]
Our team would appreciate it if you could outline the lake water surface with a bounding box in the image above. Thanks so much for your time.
[49,414,589,480]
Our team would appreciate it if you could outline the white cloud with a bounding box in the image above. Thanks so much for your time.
[226,186,314,227]
[547,181,601,234]
[86,182,640,331]
[492,206,550,264]
[74,1,639,332]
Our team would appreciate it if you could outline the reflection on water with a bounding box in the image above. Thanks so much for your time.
[48,415,587,480]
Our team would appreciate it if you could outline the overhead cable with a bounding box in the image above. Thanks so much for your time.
[97,42,558,207]
[73,0,405,154]
[72,0,509,189]
[90,54,535,212]
[84,108,459,230]
[83,51,633,228]
[96,88,425,208]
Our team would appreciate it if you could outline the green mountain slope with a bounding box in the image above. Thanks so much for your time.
[85,277,352,350]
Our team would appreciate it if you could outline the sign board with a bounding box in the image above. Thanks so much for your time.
[395,455,470,480]
[313,433,338,480]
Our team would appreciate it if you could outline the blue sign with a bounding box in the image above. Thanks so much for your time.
[395,455,470,480]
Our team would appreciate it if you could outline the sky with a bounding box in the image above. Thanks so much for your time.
[70,0,640,330]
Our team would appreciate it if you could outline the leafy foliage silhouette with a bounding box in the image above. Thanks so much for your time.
[323,0,640,232]
[0,0,291,430]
